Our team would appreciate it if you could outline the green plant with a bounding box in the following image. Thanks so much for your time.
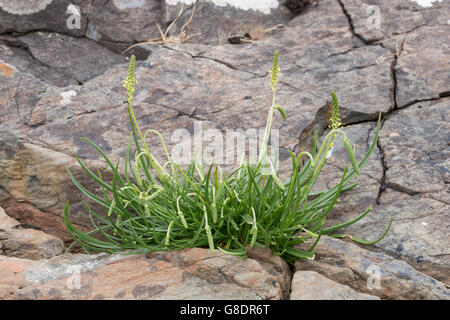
[64,52,391,264]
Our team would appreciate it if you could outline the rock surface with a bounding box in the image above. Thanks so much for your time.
[0,32,127,85]
[0,255,31,298]
[295,237,450,300]
[339,0,449,107]
[394,26,450,108]
[0,0,89,36]
[2,248,291,300]
[0,0,449,299]
[290,271,380,300]
[0,41,78,87]
[0,206,64,259]
[333,98,450,283]
[0,133,106,242]
[165,0,295,45]
[311,121,383,218]
[85,0,162,56]
[0,0,394,241]
[340,0,448,43]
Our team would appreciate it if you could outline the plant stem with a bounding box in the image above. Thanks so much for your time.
[258,91,276,164]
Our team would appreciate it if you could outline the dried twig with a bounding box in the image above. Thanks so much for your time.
[122,1,198,54]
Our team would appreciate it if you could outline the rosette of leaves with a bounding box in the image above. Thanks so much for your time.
[64,52,391,264]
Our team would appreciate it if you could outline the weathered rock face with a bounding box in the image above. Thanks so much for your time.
[295,237,450,300]
[0,0,449,300]
[166,6,394,120]
[381,99,449,200]
[0,42,79,87]
[0,207,64,259]
[85,0,162,56]
[0,255,31,298]
[0,32,127,85]
[290,271,380,300]
[0,0,54,15]
[0,60,49,127]
[0,133,106,242]
[339,0,449,108]
[246,246,292,298]
[394,26,450,108]
[165,0,295,45]
[340,0,448,43]
[0,0,303,58]
[0,0,395,244]
[0,0,89,36]
[2,248,291,300]
[335,99,450,283]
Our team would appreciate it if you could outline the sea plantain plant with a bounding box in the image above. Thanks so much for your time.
[64,51,391,264]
